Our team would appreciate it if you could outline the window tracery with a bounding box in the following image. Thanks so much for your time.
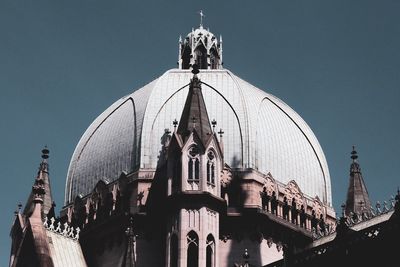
[187,231,199,267]
[207,151,216,185]
[206,234,215,267]
[188,146,200,182]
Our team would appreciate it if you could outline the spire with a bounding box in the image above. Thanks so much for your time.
[23,147,54,219]
[177,66,212,145]
[345,146,372,217]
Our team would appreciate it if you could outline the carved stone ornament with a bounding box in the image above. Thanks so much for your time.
[285,180,304,207]
[313,197,323,217]
[276,242,283,252]
[220,167,233,188]
[221,234,231,242]
[263,173,276,195]
[267,237,273,248]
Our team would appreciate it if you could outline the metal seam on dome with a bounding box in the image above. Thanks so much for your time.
[66,97,135,203]
[147,76,245,169]
[199,81,244,168]
[259,96,328,204]
[131,98,138,172]
[225,70,251,168]
[139,70,173,168]
[150,83,191,131]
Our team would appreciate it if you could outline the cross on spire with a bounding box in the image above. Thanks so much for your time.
[218,128,224,138]
[199,10,205,27]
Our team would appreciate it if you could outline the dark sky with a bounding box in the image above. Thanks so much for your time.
[1,0,399,264]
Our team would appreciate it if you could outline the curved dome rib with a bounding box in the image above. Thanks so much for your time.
[257,96,329,204]
[65,69,332,206]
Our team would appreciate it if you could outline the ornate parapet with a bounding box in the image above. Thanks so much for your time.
[43,217,81,240]
[224,168,336,239]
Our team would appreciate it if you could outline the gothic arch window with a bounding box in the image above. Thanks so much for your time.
[206,234,215,267]
[210,48,219,69]
[194,44,207,69]
[188,146,200,181]
[187,231,199,267]
[169,234,178,267]
[207,151,216,185]
[182,45,191,69]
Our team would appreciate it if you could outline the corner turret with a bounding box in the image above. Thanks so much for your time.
[345,146,372,217]
[23,147,54,219]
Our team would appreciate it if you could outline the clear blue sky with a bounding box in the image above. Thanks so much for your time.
[1,0,399,264]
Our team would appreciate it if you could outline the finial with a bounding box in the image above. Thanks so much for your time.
[243,248,250,264]
[351,145,358,161]
[14,202,22,215]
[42,146,49,159]
[125,216,135,236]
[396,187,400,202]
[199,10,205,28]
[192,63,199,75]
[341,203,346,217]
[173,119,178,130]
[211,119,217,132]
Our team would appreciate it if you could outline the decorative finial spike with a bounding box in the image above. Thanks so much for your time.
[341,203,346,217]
[350,145,358,161]
[243,248,250,264]
[41,146,49,159]
[211,119,217,131]
[192,63,199,75]
[173,119,178,130]
[199,10,205,28]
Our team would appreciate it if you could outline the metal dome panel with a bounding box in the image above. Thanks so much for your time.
[65,69,332,206]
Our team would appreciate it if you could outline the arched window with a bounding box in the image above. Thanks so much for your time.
[182,45,191,69]
[188,146,200,181]
[206,234,215,267]
[187,231,199,267]
[194,45,207,69]
[210,48,219,69]
[207,151,216,185]
[170,234,178,267]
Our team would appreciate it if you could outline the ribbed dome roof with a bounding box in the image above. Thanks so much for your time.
[65,69,332,206]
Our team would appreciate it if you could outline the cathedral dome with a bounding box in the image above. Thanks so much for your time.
[65,68,332,206]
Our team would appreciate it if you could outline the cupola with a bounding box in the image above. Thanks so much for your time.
[178,12,223,70]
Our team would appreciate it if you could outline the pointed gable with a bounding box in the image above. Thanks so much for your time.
[176,70,212,146]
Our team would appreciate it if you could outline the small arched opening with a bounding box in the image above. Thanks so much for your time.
[187,231,199,267]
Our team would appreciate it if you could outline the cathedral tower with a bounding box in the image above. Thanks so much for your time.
[165,66,224,267]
